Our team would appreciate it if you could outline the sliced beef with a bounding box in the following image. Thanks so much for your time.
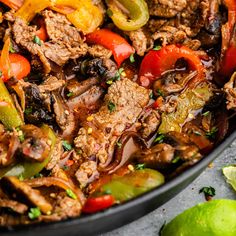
[74,78,150,164]
[75,161,99,188]
[87,44,112,59]
[148,0,187,18]
[1,176,52,214]
[126,28,153,56]
[0,199,28,214]
[138,110,161,139]
[224,72,236,110]
[12,10,88,73]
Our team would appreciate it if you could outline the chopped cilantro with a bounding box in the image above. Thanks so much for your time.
[62,165,69,171]
[193,130,202,136]
[154,134,165,144]
[149,91,154,99]
[129,54,135,63]
[199,186,216,198]
[202,111,210,116]
[172,156,181,164]
[18,174,24,181]
[67,92,74,98]
[9,43,15,53]
[33,36,42,46]
[107,67,124,84]
[77,149,82,155]
[28,207,41,220]
[206,127,218,139]
[108,101,116,112]
[135,163,146,170]
[62,140,73,151]
[34,173,43,178]
[66,189,77,200]
[107,8,113,17]
[116,141,122,148]
[156,89,164,97]
[19,133,25,142]
[153,45,162,51]
[24,107,33,115]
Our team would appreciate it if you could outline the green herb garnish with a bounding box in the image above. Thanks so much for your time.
[193,130,202,136]
[33,36,42,46]
[129,54,135,63]
[9,43,15,53]
[67,92,74,98]
[154,134,165,144]
[66,189,77,200]
[156,89,164,97]
[172,156,181,164]
[24,107,33,115]
[199,186,216,198]
[206,127,218,139]
[135,163,146,170]
[62,140,73,151]
[28,207,41,220]
[202,111,210,116]
[108,101,116,112]
[153,45,162,51]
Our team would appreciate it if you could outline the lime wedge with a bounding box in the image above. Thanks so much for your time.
[222,166,236,191]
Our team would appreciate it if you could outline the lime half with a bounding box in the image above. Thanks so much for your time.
[161,199,236,236]
[222,166,236,191]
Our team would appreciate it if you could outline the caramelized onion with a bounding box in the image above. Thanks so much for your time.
[25,177,85,205]
[99,131,147,174]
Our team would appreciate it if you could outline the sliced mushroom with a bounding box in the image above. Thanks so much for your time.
[20,125,51,162]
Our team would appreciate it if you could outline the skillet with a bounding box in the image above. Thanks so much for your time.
[1,127,236,236]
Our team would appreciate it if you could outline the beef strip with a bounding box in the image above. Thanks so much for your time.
[12,10,88,73]
[0,199,28,214]
[148,0,187,18]
[1,176,52,214]
[74,78,150,167]
[224,73,236,110]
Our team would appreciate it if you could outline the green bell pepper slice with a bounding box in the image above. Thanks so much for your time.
[158,84,213,133]
[106,0,149,31]
[0,79,23,129]
[98,168,164,203]
[0,125,56,179]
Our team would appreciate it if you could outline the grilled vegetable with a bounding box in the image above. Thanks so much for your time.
[105,0,149,31]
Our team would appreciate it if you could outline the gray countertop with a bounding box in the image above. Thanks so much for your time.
[103,140,236,236]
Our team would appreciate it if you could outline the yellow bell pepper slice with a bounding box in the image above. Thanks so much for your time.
[15,0,103,34]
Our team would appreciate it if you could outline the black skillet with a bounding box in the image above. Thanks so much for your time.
[1,126,236,236]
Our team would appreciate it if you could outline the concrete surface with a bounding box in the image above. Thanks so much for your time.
[103,140,236,236]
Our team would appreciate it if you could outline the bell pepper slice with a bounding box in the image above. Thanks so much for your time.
[0,0,23,10]
[54,0,103,34]
[0,125,56,179]
[0,81,23,129]
[14,0,103,34]
[139,45,205,88]
[15,0,52,22]
[94,169,164,203]
[158,85,212,133]
[105,0,149,31]
[220,0,236,77]
[82,195,115,213]
[86,29,134,66]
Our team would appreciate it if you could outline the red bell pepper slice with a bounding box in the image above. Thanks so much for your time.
[82,195,115,214]
[35,19,48,42]
[220,0,236,77]
[139,45,205,88]
[86,29,134,67]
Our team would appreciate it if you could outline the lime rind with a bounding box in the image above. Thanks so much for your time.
[222,166,236,191]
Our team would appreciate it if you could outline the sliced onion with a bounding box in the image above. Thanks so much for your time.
[25,177,85,205]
